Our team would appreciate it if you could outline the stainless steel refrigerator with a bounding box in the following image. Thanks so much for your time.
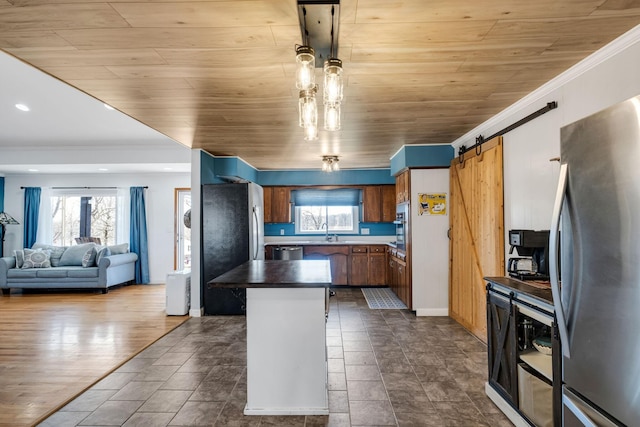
[201,182,264,315]
[550,95,640,426]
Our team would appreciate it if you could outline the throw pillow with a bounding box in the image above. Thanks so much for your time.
[59,243,96,266]
[82,246,97,268]
[22,248,52,269]
[14,249,25,268]
[108,243,129,255]
[96,247,111,266]
[32,244,67,267]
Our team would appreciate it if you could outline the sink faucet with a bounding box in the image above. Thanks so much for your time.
[322,223,333,241]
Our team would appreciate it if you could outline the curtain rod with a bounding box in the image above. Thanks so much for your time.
[20,186,148,189]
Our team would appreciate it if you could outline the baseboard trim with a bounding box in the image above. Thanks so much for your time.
[189,307,204,317]
[415,308,449,317]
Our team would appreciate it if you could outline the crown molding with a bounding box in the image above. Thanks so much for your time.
[451,24,640,150]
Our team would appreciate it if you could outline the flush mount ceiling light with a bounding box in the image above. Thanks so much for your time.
[15,103,30,112]
[322,155,340,172]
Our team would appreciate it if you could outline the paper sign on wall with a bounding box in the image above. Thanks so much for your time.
[418,193,447,216]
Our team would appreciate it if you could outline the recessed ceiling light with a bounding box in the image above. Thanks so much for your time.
[163,167,173,171]
[104,104,115,110]
[15,104,30,112]
[98,168,109,171]
[28,168,39,172]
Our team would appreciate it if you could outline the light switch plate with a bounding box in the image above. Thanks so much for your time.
[361,228,370,235]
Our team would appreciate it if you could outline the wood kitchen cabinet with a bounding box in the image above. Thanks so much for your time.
[303,245,349,285]
[387,246,410,306]
[349,245,387,286]
[362,185,396,223]
[395,170,410,203]
[368,245,387,286]
[350,246,369,286]
[264,186,292,223]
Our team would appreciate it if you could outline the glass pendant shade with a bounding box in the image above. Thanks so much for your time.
[323,58,343,104]
[296,46,316,90]
[324,103,341,131]
[298,88,318,130]
[304,123,318,141]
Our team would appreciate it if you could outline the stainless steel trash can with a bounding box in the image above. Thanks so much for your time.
[272,246,303,260]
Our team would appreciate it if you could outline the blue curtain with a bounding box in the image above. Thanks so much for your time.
[129,187,149,284]
[23,187,41,248]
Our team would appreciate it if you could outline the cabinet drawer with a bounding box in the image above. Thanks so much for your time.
[369,245,385,253]
[351,246,368,253]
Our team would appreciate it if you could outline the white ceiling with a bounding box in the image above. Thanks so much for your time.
[0,52,191,175]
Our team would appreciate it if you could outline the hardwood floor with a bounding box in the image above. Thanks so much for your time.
[0,285,188,427]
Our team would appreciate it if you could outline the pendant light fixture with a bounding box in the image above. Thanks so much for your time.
[323,4,342,131]
[296,1,342,138]
[324,102,341,131]
[299,85,318,140]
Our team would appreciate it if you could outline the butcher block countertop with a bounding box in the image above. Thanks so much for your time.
[209,260,331,289]
[484,276,554,306]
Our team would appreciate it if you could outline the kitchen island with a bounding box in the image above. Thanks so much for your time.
[209,260,331,415]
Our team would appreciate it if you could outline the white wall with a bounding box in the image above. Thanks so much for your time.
[410,169,450,316]
[451,26,640,272]
[3,172,190,284]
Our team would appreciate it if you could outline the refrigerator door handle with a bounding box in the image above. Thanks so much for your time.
[563,387,620,427]
[550,163,571,357]
[564,394,598,427]
[252,206,259,260]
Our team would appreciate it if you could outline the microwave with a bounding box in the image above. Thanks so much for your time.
[394,202,409,251]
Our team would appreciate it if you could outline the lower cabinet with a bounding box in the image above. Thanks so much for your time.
[349,245,387,286]
[486,279,561,427]
[303,246,349,285]
[387,246,409,307]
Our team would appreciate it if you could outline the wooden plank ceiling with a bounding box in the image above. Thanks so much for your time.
[0,0,638,170]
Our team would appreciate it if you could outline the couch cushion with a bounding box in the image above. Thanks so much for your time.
[22,249,52,269]
[96,247,111,265]
[59,243,96,266]
[67,267,99,278]
[108,243,129,255]
[32,244,67,267]
[35,268,69,278]
[82,247,97,268]
[8,269,38,278]
[14,250,25,268]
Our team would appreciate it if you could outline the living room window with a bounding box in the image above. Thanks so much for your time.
[50,189,118,246]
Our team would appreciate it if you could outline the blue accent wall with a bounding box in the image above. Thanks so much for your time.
[258,169,393,185]
[199,150,219,184]
[390,145,453,175]
[265,222,394,237]
[214,157,259,183]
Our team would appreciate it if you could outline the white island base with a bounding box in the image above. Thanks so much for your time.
[244,287,329,415]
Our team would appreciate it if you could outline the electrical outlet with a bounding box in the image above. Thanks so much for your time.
[280,229,285,235]
[361,228,370,235]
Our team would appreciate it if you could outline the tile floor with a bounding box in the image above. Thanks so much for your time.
[39,288,513,426]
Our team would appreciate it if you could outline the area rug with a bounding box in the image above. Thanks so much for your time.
[362,287,407,309]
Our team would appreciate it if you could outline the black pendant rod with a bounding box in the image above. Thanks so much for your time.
[458,101,558,157]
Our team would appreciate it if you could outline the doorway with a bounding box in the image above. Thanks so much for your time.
[175,188,191,271]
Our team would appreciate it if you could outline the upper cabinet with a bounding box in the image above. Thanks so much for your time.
[396,170,410,203]
[264,186,292,223]
[362,185,396,223]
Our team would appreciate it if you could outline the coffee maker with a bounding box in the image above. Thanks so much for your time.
[508,229,550,281]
